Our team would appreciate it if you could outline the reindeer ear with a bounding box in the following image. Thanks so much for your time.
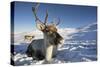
[36,22,45,31]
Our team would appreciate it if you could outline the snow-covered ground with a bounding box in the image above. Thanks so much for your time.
[11,23,97,66]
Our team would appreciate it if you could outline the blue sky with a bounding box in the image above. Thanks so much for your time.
[13,1,97,33]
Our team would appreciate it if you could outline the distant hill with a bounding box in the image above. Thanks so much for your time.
[69,23,97,40]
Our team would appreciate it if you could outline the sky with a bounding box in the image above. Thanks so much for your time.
[12,1,97,33]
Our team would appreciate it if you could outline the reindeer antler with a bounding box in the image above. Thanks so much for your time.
[32,3,43,23]
[32,3,60,26]
[56,18,60,26]
[44,9,48,25]
[51,17,60,26]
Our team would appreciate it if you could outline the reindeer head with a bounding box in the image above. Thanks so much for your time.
[32,4,64,45]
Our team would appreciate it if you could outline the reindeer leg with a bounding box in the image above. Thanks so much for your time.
[45,44,53,63]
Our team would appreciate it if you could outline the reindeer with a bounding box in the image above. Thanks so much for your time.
[26,4,64,63]
[24,35,34,41]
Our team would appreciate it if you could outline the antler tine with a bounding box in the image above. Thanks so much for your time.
[35,3,40,10]
[44,9,48,25]
[56,18,60,26]
[32,3,42,23]
[52,18,60,26]
[32,7,37,20]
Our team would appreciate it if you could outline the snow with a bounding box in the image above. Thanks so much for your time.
[11,23,97,66]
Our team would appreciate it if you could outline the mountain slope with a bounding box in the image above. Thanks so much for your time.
[69,23,97,40]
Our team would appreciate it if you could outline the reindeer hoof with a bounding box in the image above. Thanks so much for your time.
[42,60,52,64]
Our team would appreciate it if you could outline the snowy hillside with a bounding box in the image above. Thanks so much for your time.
[67,23,97,40]
[11,23,97,66]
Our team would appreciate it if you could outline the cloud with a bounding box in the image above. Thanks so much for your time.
[78,22,97,32]
[58,28,79,39]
